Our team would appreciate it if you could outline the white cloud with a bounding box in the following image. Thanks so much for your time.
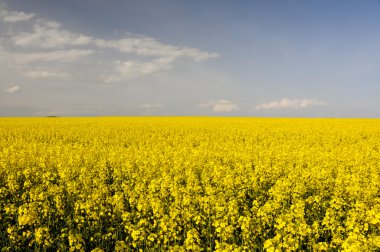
[8,20,218,61]
[255,98,328,110]
[0,48,94,64]
[95,37,219,61]
[199,100,238,112]
[4,85,20,93]
[99,37,219,82]
[0,3,35,22]
[140,103,163,115]
[0,3,219,83]
[2,11,35,22]
[34,111,63,116]
[23,70,69,79]
[141,103,162,109]
[11,21,93,48]
[104,57,174,82]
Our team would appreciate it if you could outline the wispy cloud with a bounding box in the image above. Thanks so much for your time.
[8,18,218,62]
[11,20,93,48]
[255,98,328,110]
[140,103,163,115]
[98,39,218,82]
[4,85,20,93]
[199,100,238,112]
[0,47,94,64]
[104,58,174,82]
[0,3,219,83]
[141,103,163,109]
[95,37,219,61]
[22,70,69,79]
[0,3,35,22]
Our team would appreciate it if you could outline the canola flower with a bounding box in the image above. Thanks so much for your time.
[0,117,379,251]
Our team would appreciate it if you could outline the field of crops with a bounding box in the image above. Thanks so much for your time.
[0,117,379,251]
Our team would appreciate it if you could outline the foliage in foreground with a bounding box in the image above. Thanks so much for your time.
[0,117,380,251]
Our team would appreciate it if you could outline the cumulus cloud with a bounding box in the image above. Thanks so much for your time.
[4,85,20,93]
[0,3,35,22]
[255,98,328,110]
[199,100,238,112]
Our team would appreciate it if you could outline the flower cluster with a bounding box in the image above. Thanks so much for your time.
[0,117,379,251]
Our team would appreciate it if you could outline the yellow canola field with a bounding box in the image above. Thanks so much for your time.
[0,117,380,251]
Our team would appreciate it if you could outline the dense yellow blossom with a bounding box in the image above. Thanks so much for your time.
[0,117,379,251]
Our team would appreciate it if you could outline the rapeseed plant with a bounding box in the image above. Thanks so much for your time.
[0,117,379,251]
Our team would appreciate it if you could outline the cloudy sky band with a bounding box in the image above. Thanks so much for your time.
[1,1,379,117]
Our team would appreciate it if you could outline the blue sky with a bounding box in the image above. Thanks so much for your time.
[1,0,379,117]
